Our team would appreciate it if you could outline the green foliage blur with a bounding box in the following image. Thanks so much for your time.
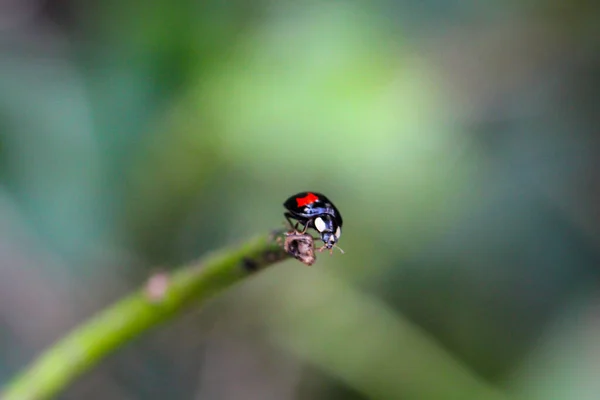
[1,1,600,399]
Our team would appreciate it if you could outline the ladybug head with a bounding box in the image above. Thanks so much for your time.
[313,216,343,252]
[321,231,338,248]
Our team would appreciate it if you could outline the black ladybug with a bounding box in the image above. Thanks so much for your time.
[283,191,343,253]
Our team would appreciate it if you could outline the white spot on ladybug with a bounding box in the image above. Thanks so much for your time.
[314,217,327,233]
[335,226,341,239]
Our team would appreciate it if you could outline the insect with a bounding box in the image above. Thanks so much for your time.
[283,191,344,254]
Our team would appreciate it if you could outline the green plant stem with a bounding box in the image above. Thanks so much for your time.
[1,233,289,400]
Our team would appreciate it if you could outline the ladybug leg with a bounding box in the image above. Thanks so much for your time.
[285,212,309,234]
[316,245,331,255]
[284,212,300,231]
[299,222,311,234]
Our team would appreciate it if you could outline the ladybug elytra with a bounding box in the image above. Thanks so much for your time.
[283,191,343,253]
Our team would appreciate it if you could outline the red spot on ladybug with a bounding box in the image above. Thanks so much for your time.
[296,192,319,207]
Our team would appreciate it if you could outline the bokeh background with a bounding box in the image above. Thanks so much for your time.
[1,1,600,399]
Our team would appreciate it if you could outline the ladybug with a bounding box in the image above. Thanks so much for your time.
[283,191,343,253]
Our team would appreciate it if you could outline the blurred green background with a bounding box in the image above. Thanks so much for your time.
[1,1,600,399]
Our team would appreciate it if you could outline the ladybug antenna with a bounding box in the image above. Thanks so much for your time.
[318,244,345,255]
[333,244,344,254]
